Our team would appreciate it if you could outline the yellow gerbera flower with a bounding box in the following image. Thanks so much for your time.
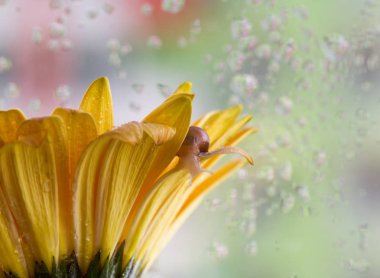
[0,77,255,277]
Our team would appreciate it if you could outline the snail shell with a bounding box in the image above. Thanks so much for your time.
[177,126,253,181]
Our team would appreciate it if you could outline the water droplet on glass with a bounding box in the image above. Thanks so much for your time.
[28,98,41,112]
[147,35,162,49]
[102,3,114,14]
[191,19,202,34]
[161,0,185,14]
[227,51,245,71]
[86,8,98,20]
[266,185,277,197]
[245,240,258,256]
[0,56,12,74]
[177,36,187,48]
[230,74,258,96]
[132,83,144,94]
[49,0,63,10]
[231,18,252,39]
[279,161,292,181]
[129,102,141,111]
[61,39,73,51]
[344,259,370,273]
[32,27,43,44]
[157,83,172,97]
[141,3,153,15]
[314,151,327,167]
[118,70,127,80]
[47,39,60,52]
[296,185,310,203]
[54,85,71,105]
[49,22,65,38]
[120,43,133,56]
[209,241,229,259]
[275,96,293,115]
[107,39,121,51]
[4,82,20,99]
[281,193,295,213]
[108,52,121,67]
[255,44,272,59]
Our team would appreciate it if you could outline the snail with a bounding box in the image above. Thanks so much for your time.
[177,126,253,179]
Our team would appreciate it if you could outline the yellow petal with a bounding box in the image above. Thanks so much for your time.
[79,77,114,134]
[210,114,253,149]
[119,87,193,241]
[144,159,246,270]
[1,117,70,265]
[197,105,243,148]
[192,110,218,127]
[142,85,192,181]
[0,190,28,278]
[73,122,176,271]
[173,81,193,95]
[124,169,190,265]
[0,109,26,145]
[52,108,98,183]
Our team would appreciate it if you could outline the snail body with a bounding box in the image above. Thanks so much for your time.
[177,126,253,180]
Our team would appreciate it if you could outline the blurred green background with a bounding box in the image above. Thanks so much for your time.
[1,0,379,277]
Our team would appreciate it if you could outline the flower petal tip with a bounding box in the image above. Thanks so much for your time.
[174,82,193,95]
